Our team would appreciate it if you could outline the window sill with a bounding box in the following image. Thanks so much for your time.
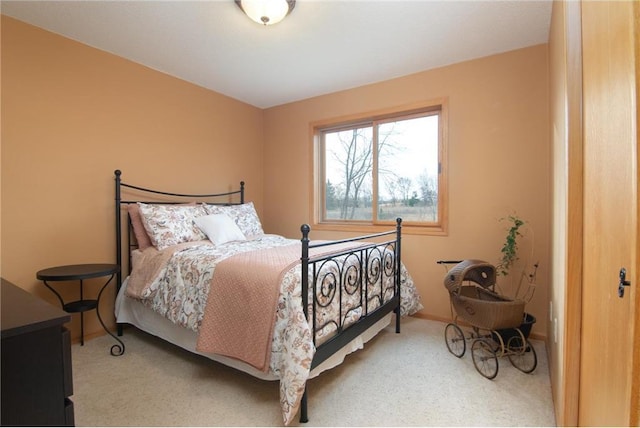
[311,222,448,236]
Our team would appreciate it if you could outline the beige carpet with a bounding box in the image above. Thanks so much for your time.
[71,316,556,426]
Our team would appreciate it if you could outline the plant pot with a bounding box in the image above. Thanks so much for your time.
[493,312,536,344]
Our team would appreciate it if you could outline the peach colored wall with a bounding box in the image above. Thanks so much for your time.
[1,16,264,341]
[262,45,551,337]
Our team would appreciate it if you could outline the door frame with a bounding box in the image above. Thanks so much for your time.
[632,2,640,424]
[562,0,583,425]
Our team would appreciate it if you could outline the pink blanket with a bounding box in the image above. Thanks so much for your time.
[195,240,367,372]
[196,243,302,372]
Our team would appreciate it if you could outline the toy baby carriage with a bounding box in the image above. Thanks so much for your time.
[438,259,537,379]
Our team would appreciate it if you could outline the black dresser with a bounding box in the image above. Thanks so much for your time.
[1,278,74,426]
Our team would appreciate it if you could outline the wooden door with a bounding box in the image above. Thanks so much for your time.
[579,1,639,425]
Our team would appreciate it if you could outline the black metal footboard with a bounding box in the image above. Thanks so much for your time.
[298,219,402,422]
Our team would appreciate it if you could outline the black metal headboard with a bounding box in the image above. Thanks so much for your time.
[114,169,245,293]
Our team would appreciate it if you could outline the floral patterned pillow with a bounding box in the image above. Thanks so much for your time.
[138,203,208,250]
[204,202,264,238]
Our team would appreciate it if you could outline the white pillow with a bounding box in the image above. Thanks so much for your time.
[204,202,264,238]
[194,213,247,246]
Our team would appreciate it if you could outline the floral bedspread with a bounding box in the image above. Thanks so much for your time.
[125,234,423,425]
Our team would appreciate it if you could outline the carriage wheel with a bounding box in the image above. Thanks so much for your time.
[471,338,498,379]
[444,323,466,357]
[507,333,538,374]
[491,330,506,357]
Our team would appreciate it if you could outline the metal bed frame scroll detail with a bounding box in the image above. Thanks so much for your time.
[114,170,403,423]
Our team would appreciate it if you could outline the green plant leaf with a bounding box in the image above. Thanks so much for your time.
[496,214,525,277]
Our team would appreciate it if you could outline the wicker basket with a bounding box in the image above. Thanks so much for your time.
[451,286,525,330]
[445,260,525,331]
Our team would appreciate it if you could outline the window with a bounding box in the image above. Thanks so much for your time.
[313,101,447,234]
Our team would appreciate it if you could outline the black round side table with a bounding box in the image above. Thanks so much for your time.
[36,263,125,356]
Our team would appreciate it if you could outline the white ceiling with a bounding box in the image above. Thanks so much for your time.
[1,0,552,109]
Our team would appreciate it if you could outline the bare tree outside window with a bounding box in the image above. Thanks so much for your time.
[377,114,439,222]
[325,126,373,220]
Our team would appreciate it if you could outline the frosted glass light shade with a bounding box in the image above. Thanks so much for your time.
[237,0,295,26]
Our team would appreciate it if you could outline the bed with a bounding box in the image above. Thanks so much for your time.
[112,170,423,425]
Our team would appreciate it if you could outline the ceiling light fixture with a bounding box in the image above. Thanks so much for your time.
[235,0,296,26]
